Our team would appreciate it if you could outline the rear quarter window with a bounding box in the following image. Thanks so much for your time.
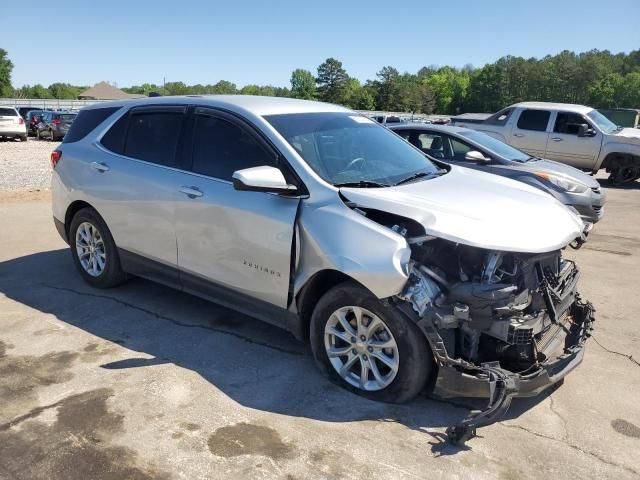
[63,107,121,143]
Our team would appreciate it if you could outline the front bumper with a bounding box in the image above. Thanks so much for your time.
[433,299,595,444]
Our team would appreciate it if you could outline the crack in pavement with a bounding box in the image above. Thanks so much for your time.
[500,423,639,477]
[592,336,640,368]
[549,395,569,442]
[41,284,304,357]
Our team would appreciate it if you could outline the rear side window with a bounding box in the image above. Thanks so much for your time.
[124,111,184,167]
[190,114,275,180]
[517,110,550,131]
[0,108,17,116]
[100,113,129,154]
[63,107,120,143]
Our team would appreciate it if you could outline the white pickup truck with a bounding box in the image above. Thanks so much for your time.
[451,102,640,184]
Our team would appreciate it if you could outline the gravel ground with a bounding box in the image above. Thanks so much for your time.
[0,138,60,191]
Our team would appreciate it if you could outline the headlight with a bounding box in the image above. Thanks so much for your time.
[533,172,588,193]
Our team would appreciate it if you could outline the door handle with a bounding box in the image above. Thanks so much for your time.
[91,161,110,172]
[179,186,203,198]
[513,133,525,138]
[551,137,563,142]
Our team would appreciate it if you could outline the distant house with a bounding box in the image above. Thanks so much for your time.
[77,82,145,100]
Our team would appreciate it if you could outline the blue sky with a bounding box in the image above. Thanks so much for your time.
[2,0,639,88]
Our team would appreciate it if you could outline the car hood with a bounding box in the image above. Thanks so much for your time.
[517,158,601,189]
[610,128,640,143]
[341,166,584,253]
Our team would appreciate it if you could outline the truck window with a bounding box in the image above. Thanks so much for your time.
[517,110,550,132]
[554,112,588,135]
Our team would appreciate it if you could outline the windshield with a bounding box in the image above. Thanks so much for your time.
[587,110,619,134]
[459,130,532,162]
[265,112,440,186]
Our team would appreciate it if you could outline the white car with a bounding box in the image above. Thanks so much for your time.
[451,102,640,184]
[0,106,28,141]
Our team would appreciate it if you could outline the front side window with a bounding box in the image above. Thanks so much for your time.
[191,114,275,180]
[459,130,531,162]
[266,113,440,186]
[124,112,184,167]
[554,112,589,135]
[417,133,447,158]
[516,109,550,132]
[449,137,473,159]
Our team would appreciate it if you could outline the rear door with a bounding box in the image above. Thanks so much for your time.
[91,105,187,286]
[174,107,300,309]
[509,109,551,157]
[544,111,602,168]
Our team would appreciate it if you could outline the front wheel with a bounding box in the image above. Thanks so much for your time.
[310,282,434,403]
[69,207,127,288]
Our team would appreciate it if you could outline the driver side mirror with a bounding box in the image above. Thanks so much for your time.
[232,166,298,194]
[464,150,491,162]
[578,124,596,137]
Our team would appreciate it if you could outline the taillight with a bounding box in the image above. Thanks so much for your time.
[51,150,62,168]
[18,117,24,125]
[52,119,61,125]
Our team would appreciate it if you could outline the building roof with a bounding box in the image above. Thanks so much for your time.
[77,82,145,100]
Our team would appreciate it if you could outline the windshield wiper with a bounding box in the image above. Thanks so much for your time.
[394,169,446,186]
[334,180,390,188]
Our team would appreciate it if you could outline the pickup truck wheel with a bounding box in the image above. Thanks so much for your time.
[69,207,127,288]
[609,166,639,185]
[310,282,433,403]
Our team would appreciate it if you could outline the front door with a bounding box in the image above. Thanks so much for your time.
[174,108,300,309]
[544,111,602,168]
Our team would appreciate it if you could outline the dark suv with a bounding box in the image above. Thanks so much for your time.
[36,112,77,141]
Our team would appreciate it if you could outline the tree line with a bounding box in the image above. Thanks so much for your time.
[1,48,639,114]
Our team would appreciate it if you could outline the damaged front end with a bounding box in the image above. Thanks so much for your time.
[395,236,595,445]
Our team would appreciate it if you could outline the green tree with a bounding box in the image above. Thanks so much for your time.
[0,49,13,97]
[48,82,84,99]
[14,84,52,99]
[374,66,401,110]
[290,69,316,100]
[343,78,374,110]
[210,80,237,94]
[316,58,349,104]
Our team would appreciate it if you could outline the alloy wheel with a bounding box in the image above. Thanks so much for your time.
[75,221,107,277]
[324,306,399,391]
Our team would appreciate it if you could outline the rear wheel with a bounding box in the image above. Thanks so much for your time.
[310,282,433,403]
[69,207,127,288]
[20,135,27,142]
[50,130,56,142]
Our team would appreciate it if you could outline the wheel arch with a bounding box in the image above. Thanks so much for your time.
[295,269,368,341]
[64,200,97,239]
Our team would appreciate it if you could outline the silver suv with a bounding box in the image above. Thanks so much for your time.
[52,96,595,444]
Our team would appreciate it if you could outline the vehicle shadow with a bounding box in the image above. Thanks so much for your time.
[599,178,640,190]
[0,249,552,453]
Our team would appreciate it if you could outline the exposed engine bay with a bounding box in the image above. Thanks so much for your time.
[388,222,595,444]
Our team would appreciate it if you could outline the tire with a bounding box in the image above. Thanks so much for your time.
[310,281,433,403]
[36,129,41,140]
[50,130,56,142]
[69,207,127,288]
[20,135,27,142]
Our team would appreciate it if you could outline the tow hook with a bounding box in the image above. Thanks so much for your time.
[446,363,519,445]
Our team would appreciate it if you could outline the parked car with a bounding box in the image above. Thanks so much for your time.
[372,114,403,125]
[16,106,42,121]
[0,106,27,141]
[35,111,77,141]
[25,110,48,137]
[450,102,640,184]
[51,96,594,444]
[389,123,605,224]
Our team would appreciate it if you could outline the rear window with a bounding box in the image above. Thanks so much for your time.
[56,114,77,121]
[0,108,17,116]
[516,109,550,131]
[63,107,120,143]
